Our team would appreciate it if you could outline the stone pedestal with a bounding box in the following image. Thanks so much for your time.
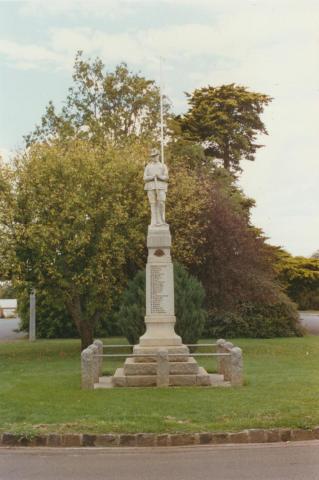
[112,224,211,387]
[135,225,183,351]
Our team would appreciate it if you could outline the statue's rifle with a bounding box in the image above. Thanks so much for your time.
[160,57,164,165]
[154,174,159,200]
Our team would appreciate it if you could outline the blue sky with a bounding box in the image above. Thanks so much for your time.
[0,0,318,256]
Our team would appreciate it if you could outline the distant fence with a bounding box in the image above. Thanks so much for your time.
[81,339,243,390]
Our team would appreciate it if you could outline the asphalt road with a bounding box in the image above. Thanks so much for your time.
[0,317,26,341]
[299,311,319,335]
[1,442,319,480]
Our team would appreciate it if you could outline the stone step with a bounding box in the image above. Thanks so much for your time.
[123,357,199,376]
[112,367,212,387]
[113,368,156,387]
[133,345,190,363]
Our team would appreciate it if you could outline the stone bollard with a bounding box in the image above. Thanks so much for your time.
[81,348,94,390]
[216,339,226,375]
[223,342,234,381]
[89,344,99,383]
[157,348,169,387]
[230,347,243,386]
[93,339,103,377]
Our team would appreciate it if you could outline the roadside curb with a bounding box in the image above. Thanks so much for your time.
[1,427,319,448]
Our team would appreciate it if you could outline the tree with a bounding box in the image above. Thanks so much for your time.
[177,84,272,172]
[1,140,149,349]
[26,51,169,148]
[0,282,16,299]
[194,180,281,312]
[276,251,319,310]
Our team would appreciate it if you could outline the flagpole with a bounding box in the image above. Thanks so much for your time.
[160,57,164,164]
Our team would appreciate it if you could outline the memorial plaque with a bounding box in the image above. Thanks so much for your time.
[150,264,169,314]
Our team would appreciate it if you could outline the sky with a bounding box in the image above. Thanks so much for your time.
[0,0,318,257]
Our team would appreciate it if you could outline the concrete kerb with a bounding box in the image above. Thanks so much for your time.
[1,427,319,448]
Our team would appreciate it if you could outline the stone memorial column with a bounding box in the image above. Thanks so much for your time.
[112,148,210,387]
[133,148,188,360]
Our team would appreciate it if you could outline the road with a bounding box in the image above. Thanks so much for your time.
[0,442,319,480]
[299,311,319,335]
[0,317,26,341]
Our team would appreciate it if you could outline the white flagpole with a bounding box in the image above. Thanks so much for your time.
[160,57,164,164]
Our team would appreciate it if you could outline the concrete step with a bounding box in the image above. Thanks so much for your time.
[113,368,156,387]
[112,366,212,387]
[133,345,189,363]
[123,357,199,376]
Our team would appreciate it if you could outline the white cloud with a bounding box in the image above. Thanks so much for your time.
[18,0,319,19]
[0,38,71,70]
[19,0,137,18]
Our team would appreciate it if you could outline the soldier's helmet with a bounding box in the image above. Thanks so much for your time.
[150,148,160,158]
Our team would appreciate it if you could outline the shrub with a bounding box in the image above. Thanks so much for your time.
[116,270,146,345]
[174,263,207,344]
[205,295,304,338]
[117,263,207,345]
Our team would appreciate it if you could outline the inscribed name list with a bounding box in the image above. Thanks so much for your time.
[150,264,169,314]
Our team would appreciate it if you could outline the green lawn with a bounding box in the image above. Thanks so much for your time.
[0,336,318,436]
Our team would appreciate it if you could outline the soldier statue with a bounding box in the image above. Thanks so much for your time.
[144,148,168,226]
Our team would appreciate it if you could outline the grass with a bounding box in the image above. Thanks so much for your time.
[0,336,319,436]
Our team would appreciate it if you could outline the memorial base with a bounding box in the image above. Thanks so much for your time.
[111,223,211,387]
[112,360,211,387]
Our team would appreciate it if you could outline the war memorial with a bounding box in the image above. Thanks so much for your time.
[81,148,243,389]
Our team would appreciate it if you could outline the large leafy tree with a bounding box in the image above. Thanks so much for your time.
[195,181,281,311]
[1,140,149,349]
[177,84,272,172]
[26,51,169,148]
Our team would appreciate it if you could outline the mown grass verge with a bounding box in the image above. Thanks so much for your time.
[0,336,318,436]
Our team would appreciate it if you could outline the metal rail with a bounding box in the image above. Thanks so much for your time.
[94,352,230,358]
[102,343,218,349]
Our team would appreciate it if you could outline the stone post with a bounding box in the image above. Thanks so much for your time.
[223,342,234,381]
[81,348,94,390]
[216,339,226,374]
[157,348,169,387]
[89,344,99,383]
[230,347,243,386]
[29,289,36,342]
[93,339,103,377]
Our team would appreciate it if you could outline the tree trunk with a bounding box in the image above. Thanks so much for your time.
[79,323,94,350]
[66,293,94,350]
